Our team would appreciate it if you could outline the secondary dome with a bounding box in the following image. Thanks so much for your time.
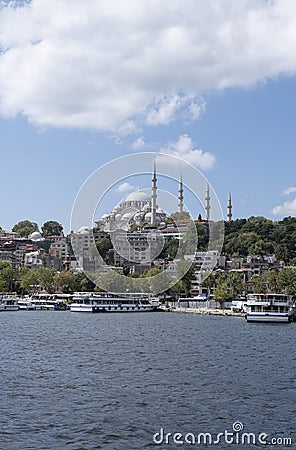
[29,231,42,240]
[122,212,133,219]
[125,190,150,202]
[77,225,91,235]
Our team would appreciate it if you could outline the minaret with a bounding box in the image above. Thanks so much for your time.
[151,160,157,226]
[227,192,232,222]
[205,182,210,221]
[178,174,184,214]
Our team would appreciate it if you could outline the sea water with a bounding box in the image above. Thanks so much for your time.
[0,311,295,449]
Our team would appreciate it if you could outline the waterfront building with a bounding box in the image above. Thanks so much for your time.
[24,251,43,268]
[184,251,221,296]
[113,229,164,265]
[0,230,19,239]
[49,238,69,261]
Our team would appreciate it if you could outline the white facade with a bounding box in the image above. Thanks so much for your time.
[25,251,43,268]
[113,230,164,264]
[70,227,92,256]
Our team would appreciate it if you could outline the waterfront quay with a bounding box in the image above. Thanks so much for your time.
[164,306,245,317]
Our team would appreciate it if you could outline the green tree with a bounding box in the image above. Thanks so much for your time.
[54,271,78,293]
[20,267,54,292]
[266,270,279,293]
[249,239,274,255]
[12,220,39,238]
[251,274,266,293]
[41,221,63,237]
[142,267,171,294]
[184,221,198,255]
[213,281,229,309]
[202,273,216,298]
[164,238,181,259]
[35,268,55,293]
[277,268,296,296]
[75,273,95,291]
[227,272,245,298]
[95,237,113,261]
[242,216,274,239]
[275,244,289,263]
[20,267,38,292]
[170,211,190,222]
[224,218,247,235]
[0,261,13,292]
[195,222,209,251]
[96,269,126,293]
[129,224,141,232]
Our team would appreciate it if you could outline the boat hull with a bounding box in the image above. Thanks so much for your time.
[0,305,19,311]
[246,313,291,323]
[70,304,157,313]
[18,303,36,310]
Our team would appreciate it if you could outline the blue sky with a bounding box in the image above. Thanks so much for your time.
[0,0,296,233]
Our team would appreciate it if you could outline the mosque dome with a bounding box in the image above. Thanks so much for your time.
[78,226,91,235]
[145,212,152,220]
[122,212,133,220]
[29,231,42,241]
[115,213,121,220]
[125,191,151,202]
[101,214,110,220]
[143,203,151,212]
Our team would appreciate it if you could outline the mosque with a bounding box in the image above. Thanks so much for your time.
[97,163,233,232]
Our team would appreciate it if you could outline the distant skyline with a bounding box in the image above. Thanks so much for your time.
[0,0,296,233]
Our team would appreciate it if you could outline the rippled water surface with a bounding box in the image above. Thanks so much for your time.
[0,311,295,449]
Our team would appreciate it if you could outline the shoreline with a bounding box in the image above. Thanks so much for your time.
[160,306,245,317]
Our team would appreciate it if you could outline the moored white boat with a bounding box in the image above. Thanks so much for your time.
[245,293,293,323]
[0,297,19,311]
[70,293,159,313]
[29,294,69,310]
[17,299,36,310]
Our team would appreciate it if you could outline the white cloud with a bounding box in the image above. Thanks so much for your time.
[117,120,140,137]
[271,198,296,216]
[145,94,206,126]
[1,0,296,131]
[188,98,206,120]
[116,182,135,193]
[159,134,215,170]
[131,137,146,150]
[283,187,296,195]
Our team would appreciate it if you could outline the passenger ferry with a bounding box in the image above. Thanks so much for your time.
[70,293,160,313]
[0,297,19,311]
[245,293,293,323]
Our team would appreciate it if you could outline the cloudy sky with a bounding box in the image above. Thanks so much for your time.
[0,0,296,231]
